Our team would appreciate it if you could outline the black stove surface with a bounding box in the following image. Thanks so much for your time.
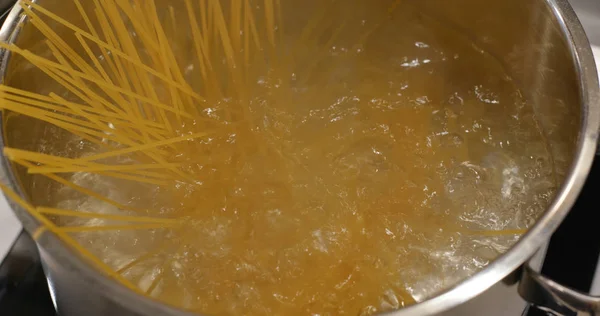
[0,233,56,316]
[542,158,600,291]
[0,263,55,316]
[526,156,600,316]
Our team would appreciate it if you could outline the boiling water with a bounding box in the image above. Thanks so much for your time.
[7,1,557,315]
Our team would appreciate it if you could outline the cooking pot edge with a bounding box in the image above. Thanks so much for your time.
[0,0,597,315]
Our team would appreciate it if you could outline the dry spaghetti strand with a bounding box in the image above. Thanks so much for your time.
[470,229,529,237]
[58,223,176,233]
[37,207,179,225]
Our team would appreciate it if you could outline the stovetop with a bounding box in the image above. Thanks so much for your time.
[526,161,600,316]
[0,0,599,315]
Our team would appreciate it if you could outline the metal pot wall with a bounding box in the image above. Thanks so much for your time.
[0,0,598,315]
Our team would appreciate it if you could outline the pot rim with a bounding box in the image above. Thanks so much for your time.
[0,0,598,315]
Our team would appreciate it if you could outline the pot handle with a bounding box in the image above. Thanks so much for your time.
[519,263,600,315]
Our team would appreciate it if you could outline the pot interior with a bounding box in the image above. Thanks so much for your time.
[0,0,583,315]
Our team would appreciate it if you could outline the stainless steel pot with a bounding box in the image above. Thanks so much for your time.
[0,0,598,315]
